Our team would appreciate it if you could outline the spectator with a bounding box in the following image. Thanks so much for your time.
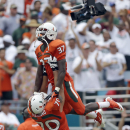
[0,4,20,35]
[66,24,81,79]
[3,35,17,63]
[88,40,103,73]
[23,19,40,43]
[13,58,37,100]
[48,0,60,16]
[98,9,119,30]
[0,29,3,37]
[118,108,130,130]
[0,47,13,100]
[75,22,88,45]
[96,30,112,56]
[108,13,130,70]
[13,45,37,71]
[29,10,43,24]
[102,42,127,89]
[12,16,28,47]
[28,40,42,63]
[33,0,42,19]
[17,107,42,130]
[115,0,130,13]
[74,19,94,45]
[21,38,30,50]
[72,43,101,102]
[42,6,53,23]
[81,22,104,44]
[118,9,130,34]
[0,101,20,128]
[52,2,72,39]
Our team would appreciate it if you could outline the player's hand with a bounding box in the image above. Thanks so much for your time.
[52,89,60,98]
[45,87,60,101]
[48,56,58,71]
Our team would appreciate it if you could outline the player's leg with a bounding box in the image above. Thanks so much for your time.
[63,80,124,126]
[63,80,105,126]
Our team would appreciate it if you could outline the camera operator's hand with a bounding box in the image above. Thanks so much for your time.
[87,19,94,27]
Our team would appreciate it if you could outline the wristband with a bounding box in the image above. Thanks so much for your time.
[55,87,60,92]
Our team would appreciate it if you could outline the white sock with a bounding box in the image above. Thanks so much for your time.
[86,111,97,118]
[97,102,110,109]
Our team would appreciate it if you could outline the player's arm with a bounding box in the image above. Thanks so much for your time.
[56,59,66,88]
[46,42,66,98]
[34,65,43,92]
[59,85,65,112]
[40,66,48,93]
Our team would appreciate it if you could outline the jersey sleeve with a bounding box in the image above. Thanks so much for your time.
[53,42,66,61]
[45,97,60,111]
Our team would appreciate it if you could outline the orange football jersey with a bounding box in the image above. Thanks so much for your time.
[0,123,5,130]
[35,39,72,85]
[28,97,69,130]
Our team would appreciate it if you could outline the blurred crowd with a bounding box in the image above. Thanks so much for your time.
[0,0,130,129]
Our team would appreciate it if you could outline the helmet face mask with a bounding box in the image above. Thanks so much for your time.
[36,22,57,42]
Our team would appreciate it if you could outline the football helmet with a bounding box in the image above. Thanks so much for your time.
[28,93,47,115]
[36,22,57,41]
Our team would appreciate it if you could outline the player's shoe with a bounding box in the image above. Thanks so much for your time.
[94,109,105,127]
[105,97,124,112]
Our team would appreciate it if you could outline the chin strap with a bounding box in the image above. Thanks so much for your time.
[42,38,49,51]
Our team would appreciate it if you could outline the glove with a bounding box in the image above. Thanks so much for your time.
[44,87,60,101]
[47,56,58,71]
[51,87,60,98]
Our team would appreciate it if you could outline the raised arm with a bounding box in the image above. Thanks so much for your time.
[95,53,102,71]
[59,85,65,112]
[71,23,81,49]
[108,13,114,31]
[34,65,43,92]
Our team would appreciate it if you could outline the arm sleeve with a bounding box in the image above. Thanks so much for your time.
[43,66,47,76]
[54,42,66,61]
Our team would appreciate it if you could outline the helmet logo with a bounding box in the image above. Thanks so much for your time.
[53,27,54,31]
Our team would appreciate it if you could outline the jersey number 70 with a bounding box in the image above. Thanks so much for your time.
[37,119,60,130]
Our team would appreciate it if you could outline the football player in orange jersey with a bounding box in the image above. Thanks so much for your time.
[0,123,5,130]
[27,86,69,130]
[34,22,124,127]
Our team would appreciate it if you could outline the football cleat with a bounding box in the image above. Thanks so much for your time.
[94,109,105,127]
[105,97,124,112]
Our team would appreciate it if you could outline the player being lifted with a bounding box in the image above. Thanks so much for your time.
[27,86,70,130]
[34,22,124,126]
